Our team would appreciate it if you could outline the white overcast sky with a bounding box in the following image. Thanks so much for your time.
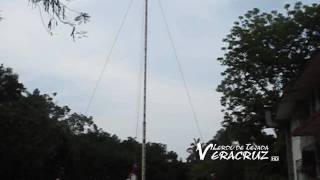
[0,0,316,159]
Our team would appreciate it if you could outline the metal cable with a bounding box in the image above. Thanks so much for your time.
[85,0,134,115]
[157,0,204,142]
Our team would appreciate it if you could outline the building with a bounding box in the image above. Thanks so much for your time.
[266,55,320,180]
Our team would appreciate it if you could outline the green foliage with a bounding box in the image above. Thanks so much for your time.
[217,2,320,131]
[186,138,201,163]
[29,0,90,39]
[0,65,25,102]
[0,64,187,180]
[187,2,320,180]
[215,2,320,179]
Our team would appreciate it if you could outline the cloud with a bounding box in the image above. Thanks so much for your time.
[2,0,314,159]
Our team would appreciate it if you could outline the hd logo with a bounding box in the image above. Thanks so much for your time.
[271,156,279,162]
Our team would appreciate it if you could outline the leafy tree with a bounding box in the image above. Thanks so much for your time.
[186,138,201,162]
[0,64,188,180]
[0,65,25,102]
[216,1,320,178]
[187,2,320,180]
[217,2,320,138]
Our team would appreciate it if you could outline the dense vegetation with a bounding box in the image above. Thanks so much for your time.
[2,1,320,180]
[0,65,188,180]
[186,2,320,180]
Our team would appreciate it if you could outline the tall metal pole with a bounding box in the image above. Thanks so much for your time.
[141,0,148,179]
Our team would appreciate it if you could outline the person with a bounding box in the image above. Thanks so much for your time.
[127,163,138,180]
